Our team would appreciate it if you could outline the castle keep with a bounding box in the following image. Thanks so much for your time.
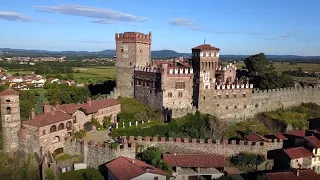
[115,31,320,121]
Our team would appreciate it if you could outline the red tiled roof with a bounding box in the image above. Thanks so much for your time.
[105,156,172,180]
[267,169,320,180]
[245,133,271,142]
[275,132,288,140]
[163,154,228,168]
[192,44,220,51]
[59,98,120,115]
[0,89,20,96]
[22,109,73,127]
[80,98,120,114]
[284,147,313,159]
[285,130,306,138]
[305,136,320,148]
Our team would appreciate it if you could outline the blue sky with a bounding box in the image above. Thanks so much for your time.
[0,0,319,55]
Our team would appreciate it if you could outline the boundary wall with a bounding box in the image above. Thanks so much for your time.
[199,86,320,121]
[64,138,135,168]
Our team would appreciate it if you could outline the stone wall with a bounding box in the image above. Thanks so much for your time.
[199,86,320,122]
[134,85,163,111]
[64,138,135,168]
[1,94,21,153]
[125,136,283,157]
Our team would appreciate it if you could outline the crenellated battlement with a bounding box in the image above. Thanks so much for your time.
[123,136,282,146]
[168,67,193,74]
[215,83,254,90]
[216,63,237,71]
[115,32,152,44]
[134,66,161,73]
[253,85,320,94]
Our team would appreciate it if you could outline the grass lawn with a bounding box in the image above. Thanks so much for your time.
[60,168,104,180]
[54,153,81,163]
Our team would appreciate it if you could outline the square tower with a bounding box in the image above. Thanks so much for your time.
[115,31,152,97]
[0,89,21,153]
[191,44,220,107]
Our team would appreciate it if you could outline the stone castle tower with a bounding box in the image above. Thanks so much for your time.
[115,31,152,97]
[0,89,21,153]
[191,44,220,107]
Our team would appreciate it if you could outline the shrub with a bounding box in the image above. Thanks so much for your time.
[60,168,103,180]
[91,118,104,130]
[230,152,265,168]
[45,168,55,180]
[73,129,87,139]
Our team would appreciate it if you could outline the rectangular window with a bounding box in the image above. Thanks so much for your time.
[154,177,158,180]
[43,130,46,135]
[178,92,183,97]
[73,116,77,123]
[175,82,185,89]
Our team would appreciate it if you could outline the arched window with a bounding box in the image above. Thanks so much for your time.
[121,48,124,53]
[233,93,237,98]
[205,85,208,89]
[50,125,57,133]
[6,107,11,114]
[58,123,64,130]
[52,136,60,143]
[178,92,183,97]
[168,92,172,98]
[243,93,246,98]
[66,121,72,131]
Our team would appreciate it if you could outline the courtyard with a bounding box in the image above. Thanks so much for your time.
[82,129,114,143]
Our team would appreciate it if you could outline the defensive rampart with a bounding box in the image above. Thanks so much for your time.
[124,136,283,157]
[199,86,320,121]
[64,138,135,168]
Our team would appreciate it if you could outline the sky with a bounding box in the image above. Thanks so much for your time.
[0,0,319,56]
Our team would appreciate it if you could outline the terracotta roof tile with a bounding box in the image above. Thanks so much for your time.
[0,89,19,96]
[192,44,220,51]
[105,156,172,180]
[163,154,228,168]
[305,136,320,148]
[22,109,73,127]
[267,169,320,180]
[245,133,271,142]
[285,130,306,138]
[275,132,288,140]
[80,98,120,114]
[284,147,313,159]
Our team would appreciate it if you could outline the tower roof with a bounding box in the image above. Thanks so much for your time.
[192,44,220,51]
[0,89,20,96]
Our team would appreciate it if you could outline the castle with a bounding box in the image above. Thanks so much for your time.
[115,31,320,121]
[0,89,121,155]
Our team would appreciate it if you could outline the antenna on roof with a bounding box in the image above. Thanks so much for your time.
[204,38,206,44]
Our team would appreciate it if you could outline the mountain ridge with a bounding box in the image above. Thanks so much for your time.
[0,48,319,59]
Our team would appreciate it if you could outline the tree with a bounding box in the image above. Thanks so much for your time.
[137,147,172,173]
[34,94,47,115]
[244,53,294,89]
[244,53,271,76]
[230,152,265,170]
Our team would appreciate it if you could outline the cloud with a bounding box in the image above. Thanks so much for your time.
[280,33,292,39]
[0,11,32,22]
[33,4,147,24]
[169,18,203,31]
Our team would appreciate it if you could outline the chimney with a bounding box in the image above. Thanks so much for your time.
[132,160,135,164]
[296,169,300,176]
[31,108,35,119]
[87,97,92,106]
[43,102,50,113]
[173,153,177,156]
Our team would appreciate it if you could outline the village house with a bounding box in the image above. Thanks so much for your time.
[21,97,121,152]
[267,169,320,180]
[105,156,174,180]
[163,153,228,180]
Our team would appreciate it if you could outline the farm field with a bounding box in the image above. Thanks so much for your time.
[7,66,116,84]
[234,62,320,73]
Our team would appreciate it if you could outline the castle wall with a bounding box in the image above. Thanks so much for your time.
[128,136,283,157]
[64,139,135,168]
[199,86,320,121]
[134,85,163,111]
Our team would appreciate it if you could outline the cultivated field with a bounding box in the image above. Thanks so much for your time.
[234,62,320,73]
